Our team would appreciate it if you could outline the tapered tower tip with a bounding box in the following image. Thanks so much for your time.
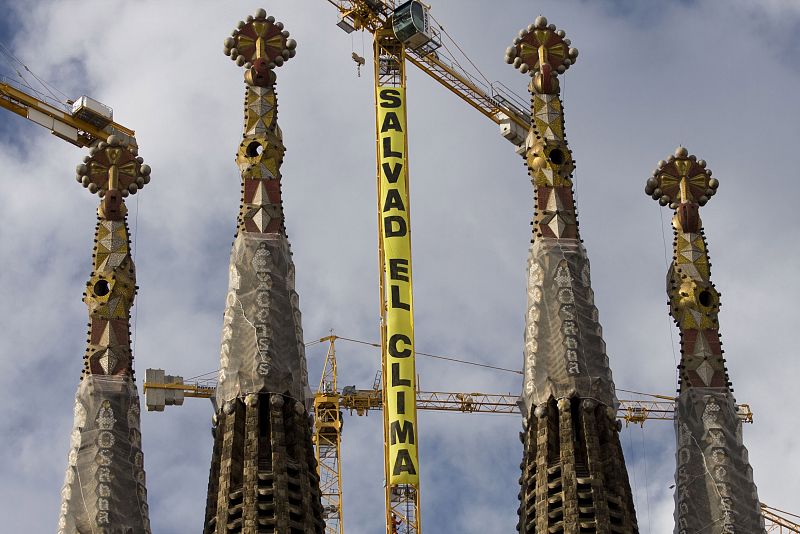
[506,18,577,93]
[223,9,297,86]
[645,148,718,209]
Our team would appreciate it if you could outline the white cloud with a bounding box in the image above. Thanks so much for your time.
[1,0,797,532]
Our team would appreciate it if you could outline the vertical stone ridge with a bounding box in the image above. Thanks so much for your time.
[506,16,639,533]
[646,148,765,533]
[59,135,152,533]
[204,9,323,534]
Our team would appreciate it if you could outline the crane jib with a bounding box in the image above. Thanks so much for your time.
[377,86,419,485]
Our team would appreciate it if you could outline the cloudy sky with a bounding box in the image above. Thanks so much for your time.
[1,0,798,532]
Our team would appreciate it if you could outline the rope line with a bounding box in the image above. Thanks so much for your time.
[333,335,523,375]
[625,425,640,509]
[639,426,653,534]
[131,195,140,353]
[429,13,493,91]
[658,205,679,372]
[616,388,676,401]
[0,39,69,104]
[181,336,677,389]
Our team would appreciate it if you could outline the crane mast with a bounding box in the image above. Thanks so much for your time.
[315,337,346,534]
[373,27,421,534]
[322,2,537,532]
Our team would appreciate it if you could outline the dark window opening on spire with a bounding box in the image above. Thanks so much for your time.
[93,279,110,296]
[246,141,264,157]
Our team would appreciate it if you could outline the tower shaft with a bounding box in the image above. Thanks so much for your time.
[59,137,152,534]
[507,17,639,534]
[203,11,323,534]
[648,150,765,533]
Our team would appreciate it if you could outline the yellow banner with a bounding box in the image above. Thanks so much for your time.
[377,86,418,486]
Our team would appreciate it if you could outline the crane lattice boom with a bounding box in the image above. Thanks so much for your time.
[1,77,136,148]
[142,329,772,534]
[326,0,530,148]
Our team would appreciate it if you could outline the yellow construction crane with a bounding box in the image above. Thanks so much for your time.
[319,2,535,532]
[1,77,136,148]
[143,334,762,534]
[306,336,755,534]
[763,504,800,533]
[326,0,530,151]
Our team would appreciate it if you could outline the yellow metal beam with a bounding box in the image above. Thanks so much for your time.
[314,337,345,534]
[0,81,136,147]
[762,503,800,533]
[404,52,529,131]
[142,379,755,425]
[142,381,216,398]
[0,96,27,118]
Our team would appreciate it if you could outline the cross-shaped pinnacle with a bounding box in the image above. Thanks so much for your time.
[75,134,151,220]
[505,16,579,94]
[646,147,719,233]
[646,147,719,208]
[224,8,297,87]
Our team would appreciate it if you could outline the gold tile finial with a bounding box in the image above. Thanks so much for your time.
[505,16,579,94]
[223,8,297,87]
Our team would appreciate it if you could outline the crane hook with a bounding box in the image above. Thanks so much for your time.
[351,52,365,77]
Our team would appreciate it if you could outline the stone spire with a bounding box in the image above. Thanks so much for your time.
[203,8,324,534]
[58,135,152,533]
[647,148,765,533]
[505,16,639,533]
